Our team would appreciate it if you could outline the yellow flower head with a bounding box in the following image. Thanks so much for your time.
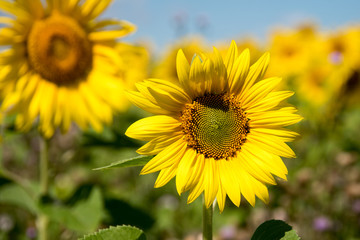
[0,0,136,137]
[325,27,360,68]
[126,41,302,212]
[266,25,317,78]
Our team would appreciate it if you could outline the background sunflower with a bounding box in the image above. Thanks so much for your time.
[0,0,145,137]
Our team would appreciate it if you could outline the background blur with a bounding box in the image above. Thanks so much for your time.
[1,1,360,240]
[105,0,360,54]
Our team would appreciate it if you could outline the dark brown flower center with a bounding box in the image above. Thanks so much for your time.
[27,12,92,85]
[181,93,250,160]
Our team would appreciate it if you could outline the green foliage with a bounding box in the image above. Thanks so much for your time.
[251,220,300,240]
[0,183,38,214]
[281,230,301,240]
[79,225,146,240]
[93,155,153,170]
[40,187,104,233]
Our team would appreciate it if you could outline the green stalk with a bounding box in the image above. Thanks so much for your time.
[203,197,213,240]
[40,138,49,195]
[37,137,50,240]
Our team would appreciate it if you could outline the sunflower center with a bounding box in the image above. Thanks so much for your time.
[181,93,250,160]
[27,12,92,85]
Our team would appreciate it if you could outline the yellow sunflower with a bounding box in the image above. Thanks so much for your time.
[266,25,317,78]
[126,41,302,212]
[0,0,136,137]
[324,27,360,69]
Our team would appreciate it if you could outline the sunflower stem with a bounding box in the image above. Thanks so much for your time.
[40,137,49,195]
[203,198,213,240]
[38,136,50,240]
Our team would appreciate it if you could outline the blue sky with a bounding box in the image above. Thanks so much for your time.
[104,0,360,54]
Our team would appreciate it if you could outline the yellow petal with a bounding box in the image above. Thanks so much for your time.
[79,81,112,125]
[93,44,123,67]
[224,40,238,77]
[28,79,45,121]
[246,91,294,113]
[125,90,169,115]
[236,151,276,185]
[125,115,181,141]
[242,142,288,180]
[189,55,206,97]
[249,108,303,127]
[247,133,296,158]
[241,77,282,108]
[144,79,191,103]
[66,89,91,131]
[216,162,226,213]
[38,81,57,136]
[219,159,241,207]
[176,148,197,195]
[21,74,40,101]
[176,49,192,96]
[137,133,182,155]
[239,52,270,98]
[204,158,219,208]
[229,48,250,94]
[154,163,179,188]
[89,21,136,41]
[0,1,28,17]
[238,168,256,206]
[253,179,270,204]
[187,170,205,204]
[251,128,299,142]
[210,47,227,93]
[0,16,14,26]
[202,58,214,94]
[183,153,205,192]
[140,139,187,174]
[62,0,81,13]
[81,0,112,20]
[27,0,44,19]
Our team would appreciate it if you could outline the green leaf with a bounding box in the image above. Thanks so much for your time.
[40,203,84,231]
[0,183,38,214]
[40,187,104,232]
[281,229,301,240]
[71,187,104,231]
[251,219,300,240]
[79,225,146,240]
[93,155,153,170]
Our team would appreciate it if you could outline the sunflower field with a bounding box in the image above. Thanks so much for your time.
[0,1,359,240]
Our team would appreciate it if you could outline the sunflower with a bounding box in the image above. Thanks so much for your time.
[125,41,302,211]
[266,25,317,78]
[0,0,136,137]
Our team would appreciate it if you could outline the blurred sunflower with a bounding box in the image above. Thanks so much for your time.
[152,36,208,82]
[322,27,360,106]
[266,25,317,78]
[325,27,360,68]
[0,0,136,137]
[126,41,302,211]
